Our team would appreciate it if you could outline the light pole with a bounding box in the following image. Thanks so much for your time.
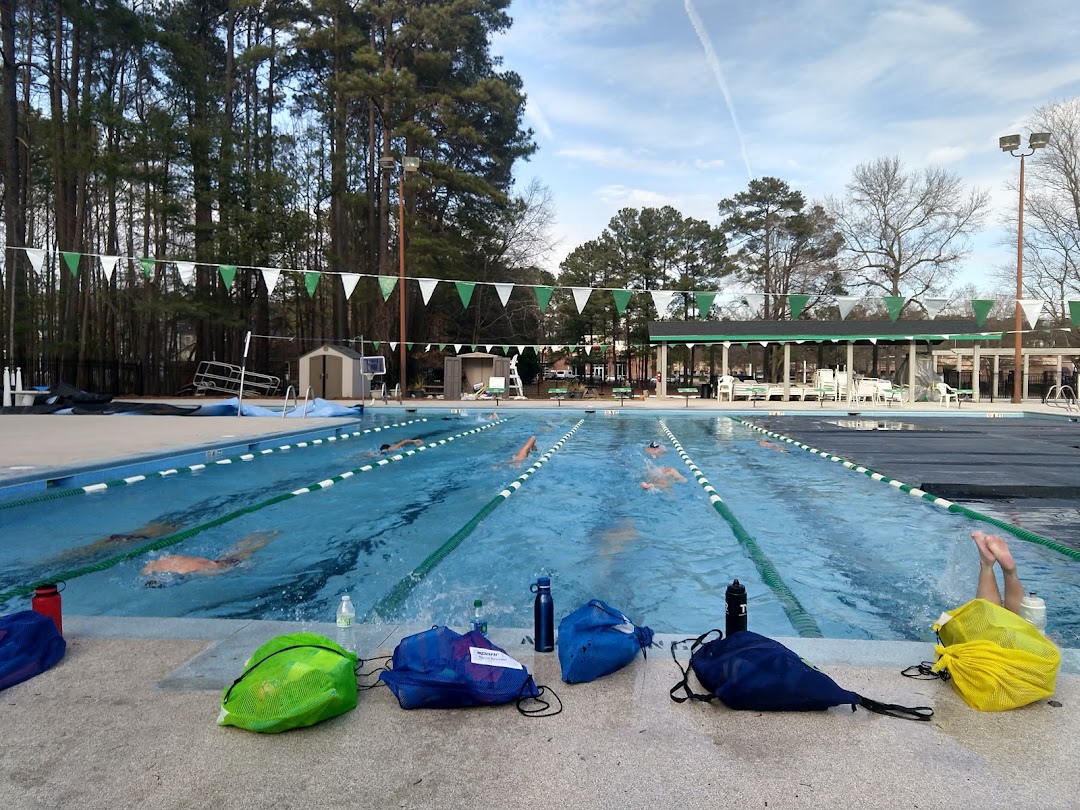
[380,154,420,399]
[999,132,1051,403]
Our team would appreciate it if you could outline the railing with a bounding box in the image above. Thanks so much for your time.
[1043,384,1078,412]
[192,360,280,397]
[281,386,297,418]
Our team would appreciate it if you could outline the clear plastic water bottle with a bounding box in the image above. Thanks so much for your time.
[471,599,488,635]
[336,594,356,651]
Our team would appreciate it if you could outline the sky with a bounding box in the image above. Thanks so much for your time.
[491,0,1080,294]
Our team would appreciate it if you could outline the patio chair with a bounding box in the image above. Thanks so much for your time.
[716,375,735,402]
[935,382,958,407]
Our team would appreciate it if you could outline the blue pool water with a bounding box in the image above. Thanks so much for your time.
[2,409,1078,646]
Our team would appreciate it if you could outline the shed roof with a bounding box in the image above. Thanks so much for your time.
[299,343,363,360]
[648,319,1001,345]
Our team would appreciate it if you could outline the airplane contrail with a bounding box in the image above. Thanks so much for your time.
[683,0,753,181]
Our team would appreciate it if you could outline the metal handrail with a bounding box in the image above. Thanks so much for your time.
[1043,384,1077,412]
[301,386,315,419]
[281,386,297,419]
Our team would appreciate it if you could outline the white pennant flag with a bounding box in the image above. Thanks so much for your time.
[924,297,948,319]
[25,247,46,274]
[686,343,695,349]
[516,344,526,355]
[418,278,439,305]
[650,290,675,316]
[551,345,563,351]
[584,345,592,356]
[1019,299,1044,329]
[868,338,878,345]
[100,255,119,282]
[744,294,764,313]
[389,342,398,351]
[835,296,860,320]
[485,344,494,353]
[340,273,361,300]
[571,287,592,314]
[758,341,767,347]
[454,343,463,353]
[424,344,431,352]
[175,261,196,286]
[260,267,280,295]
[494,283,514,307]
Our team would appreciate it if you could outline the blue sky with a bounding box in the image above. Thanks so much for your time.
[492,0,1080,292]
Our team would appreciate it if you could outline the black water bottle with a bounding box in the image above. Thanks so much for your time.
[532,577,554,652]
[725,579,747,636]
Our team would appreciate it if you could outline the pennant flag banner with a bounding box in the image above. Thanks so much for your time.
[372,341,380,349]
[788,294,809,320]
[501,345,510,354]
[494,283,514,307]
[612,289,632,315]
[650,290,675,316]
[1019,299,1044,329]
[868,338,878,345]
[419,278,439,305]
[924,297,948,319]
[24,247,46,274]
[406,343,413,350]
[836,296,859,320]
[883,296,905,322]
[378,275,397,301]
[260,267,280,295]
[454,343,463,353]
[455,281,475,309]
[438,344,446,351]
[744,294,764,313]
[534,285,554,312]
[516,344,526,355]
[695,292,716,319]
[175,261,196,286]
[971,298,995,328]
[139,257,155,279]
[340,273,361,300]
[1069,300,1080,328]
[62,251,80,278]
[470,344,478,352]
[484,344,494,352]
[219,264,238,289]
[571,287,592,314]
[389,342,397,351]
[584,345,592,356]
[304,271,320,297]
[100,255,119,282]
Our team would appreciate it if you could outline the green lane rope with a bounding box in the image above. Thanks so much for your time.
[368,419,586,621]
[0,419,509,606]
[0,417,430,511]
[731,417,1080,563]
[659,420,823,639]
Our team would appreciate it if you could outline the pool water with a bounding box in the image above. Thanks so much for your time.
[2,410,1078,646]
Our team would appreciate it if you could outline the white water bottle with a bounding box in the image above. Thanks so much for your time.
[1019,593,1047,631]
[336,595,356,650]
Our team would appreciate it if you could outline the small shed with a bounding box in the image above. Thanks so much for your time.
[299,344,369,399]
[444,352,509,400]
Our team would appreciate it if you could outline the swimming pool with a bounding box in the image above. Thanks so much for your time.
[2,409,1078,646]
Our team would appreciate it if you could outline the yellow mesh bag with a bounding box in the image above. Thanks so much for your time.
[931,598,1060,712]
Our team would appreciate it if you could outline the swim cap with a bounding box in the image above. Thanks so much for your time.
[649,441,661,448]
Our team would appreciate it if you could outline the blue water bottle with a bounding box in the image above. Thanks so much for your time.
[531,577,554,652]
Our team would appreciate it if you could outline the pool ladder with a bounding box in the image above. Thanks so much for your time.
[281,385,315,418]
[1043,384,1078,412]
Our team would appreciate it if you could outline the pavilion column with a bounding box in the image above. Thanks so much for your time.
[908,341,917,404]
[1022,352,1030,402]
[1056,354,1063,393]
[846,342,855,403]
[658,343,668,397]
[782,343,791,401]
[971,344,981,403]
[722,343,730,377]
[992,354,1000,401]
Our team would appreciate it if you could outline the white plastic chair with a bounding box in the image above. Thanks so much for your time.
[936,382,958,407]
[856,379,880,404]
[716,375,735,402]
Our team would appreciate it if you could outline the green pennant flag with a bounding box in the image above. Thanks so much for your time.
[456,281,475,309]
[438,344,446,351]
[139,257,155,279]
[406,343,413,350]
[612,289,632,315]
[470,344,478,352]
[305,271,320,297]
[219,264,237,289]
[971,298,995,328]
[695,292,716,319]
[378,275,397,301]
[1069,300,1080,328]
[788,294,809,320]
[534,285,554,312]
[600,345,608,355]
[62,251,80,278]
[373,341,381,349]
[501,344,510,354]
[884,295,905,321]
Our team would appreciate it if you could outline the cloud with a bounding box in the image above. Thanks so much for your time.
[526,99,554,141]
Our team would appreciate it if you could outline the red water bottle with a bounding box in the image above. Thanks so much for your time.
[32,583,64,636]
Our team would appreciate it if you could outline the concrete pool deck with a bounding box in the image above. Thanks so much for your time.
[2,398,1079,809]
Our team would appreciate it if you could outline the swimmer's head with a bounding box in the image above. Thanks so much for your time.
[379,444,391,453]
[143,573,184,588]
[648,441,661,449]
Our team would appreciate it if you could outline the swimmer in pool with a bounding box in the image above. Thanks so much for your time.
[141,531,279,582]
[512,436,537,463]
[54,521,182,562]
[640,466,686,492]
[971,530,1027,614]
[758,440,787,453]
[645,441,665,458]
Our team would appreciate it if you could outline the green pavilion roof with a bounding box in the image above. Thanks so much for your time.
[648,319,1002,345]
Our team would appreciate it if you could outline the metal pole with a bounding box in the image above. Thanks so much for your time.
[237,330,252,417]
[398,170,407,402]
[1013,154,1025,404]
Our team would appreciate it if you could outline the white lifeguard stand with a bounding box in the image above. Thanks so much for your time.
[508,355,527,400]
[361,355,387,405]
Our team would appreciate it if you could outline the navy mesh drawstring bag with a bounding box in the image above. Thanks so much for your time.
[670,630,932,721]
[0,610,66,692]
[558,599,654,684]
[379,626,542,710]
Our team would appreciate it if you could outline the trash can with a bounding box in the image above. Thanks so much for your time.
[699,383,711,399]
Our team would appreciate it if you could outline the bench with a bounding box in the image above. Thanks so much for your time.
[676,387,699,407]
[548,387,568,406]
[612,387,633,404]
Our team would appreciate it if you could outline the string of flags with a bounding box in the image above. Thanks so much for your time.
[7,245,1080,330]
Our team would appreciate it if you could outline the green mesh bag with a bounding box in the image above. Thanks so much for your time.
[218,632,358,733]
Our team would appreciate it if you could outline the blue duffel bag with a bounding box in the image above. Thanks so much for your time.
[0,611,66,692]
[558,599,653,684]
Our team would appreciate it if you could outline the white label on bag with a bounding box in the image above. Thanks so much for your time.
[469,647,524,669]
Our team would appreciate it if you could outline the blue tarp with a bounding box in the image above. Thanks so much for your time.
[195,397,364,418]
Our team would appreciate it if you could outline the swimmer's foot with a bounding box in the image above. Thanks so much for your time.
[640,482,654,491]
[985,534,1017,573]
[971,530,995,566]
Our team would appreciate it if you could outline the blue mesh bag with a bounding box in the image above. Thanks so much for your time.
[380,626,540,710]
[0,611,67,692]
[670,630,932,721]
[558,599,654,684]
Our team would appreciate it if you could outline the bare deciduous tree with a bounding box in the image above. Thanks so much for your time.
[828,156,989,315]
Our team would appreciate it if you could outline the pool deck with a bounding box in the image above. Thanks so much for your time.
[2,396,1079,809]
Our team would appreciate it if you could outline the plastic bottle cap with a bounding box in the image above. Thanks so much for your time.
[537,577,550,587]
[474,599,483,607]
[341,595,351,603]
